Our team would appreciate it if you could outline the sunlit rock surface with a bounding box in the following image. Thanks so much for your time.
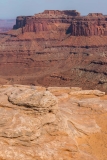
[0,85,107,160]
[0,10,107,93]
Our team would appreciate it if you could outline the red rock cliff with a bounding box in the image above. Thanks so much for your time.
[0,10,107,93]
[13,10,107,36]
[70,14,107,36]
[13,10,80,33]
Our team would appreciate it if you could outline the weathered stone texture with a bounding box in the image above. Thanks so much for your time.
[0,85,107,160]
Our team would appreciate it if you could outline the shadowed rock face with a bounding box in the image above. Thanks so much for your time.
[0,10,107,93]
[0,85,107,160]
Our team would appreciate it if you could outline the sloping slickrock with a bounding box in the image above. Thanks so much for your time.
[0,85,107,159]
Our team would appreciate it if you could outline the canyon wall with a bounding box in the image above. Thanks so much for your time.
[70,15,107,36]
[0,10,106,93]
[13,10,107,36]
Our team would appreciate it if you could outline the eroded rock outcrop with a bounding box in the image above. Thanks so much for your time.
[0,85,107,160]
[13,10,107,36]
[13,10,80,31]
[0,10,107,93]
[70,16,107,36]
[9,87,58,114]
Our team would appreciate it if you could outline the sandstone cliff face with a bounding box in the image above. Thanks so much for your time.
[43,10,80,16]
[70,16,107,36]
[13,10,80,30]
[0,85,107,160]
[13,11,107,36]
[0,10,107,93]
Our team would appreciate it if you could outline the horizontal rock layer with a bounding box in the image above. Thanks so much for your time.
[0,30,107,93]
[0,10,107,93]
[13,10,107,36]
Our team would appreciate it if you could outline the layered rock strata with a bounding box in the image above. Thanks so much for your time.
[0,10,107,93]
[14,10,107,36]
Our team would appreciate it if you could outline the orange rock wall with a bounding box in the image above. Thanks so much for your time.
[13,10,107,36]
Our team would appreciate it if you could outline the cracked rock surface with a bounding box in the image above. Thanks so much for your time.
[0,85,107,160]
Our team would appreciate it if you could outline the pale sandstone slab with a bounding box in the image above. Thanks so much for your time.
[0,85,106,160]
[47,87,82,96]
[9,88,58,114]
[69,90,105,96]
